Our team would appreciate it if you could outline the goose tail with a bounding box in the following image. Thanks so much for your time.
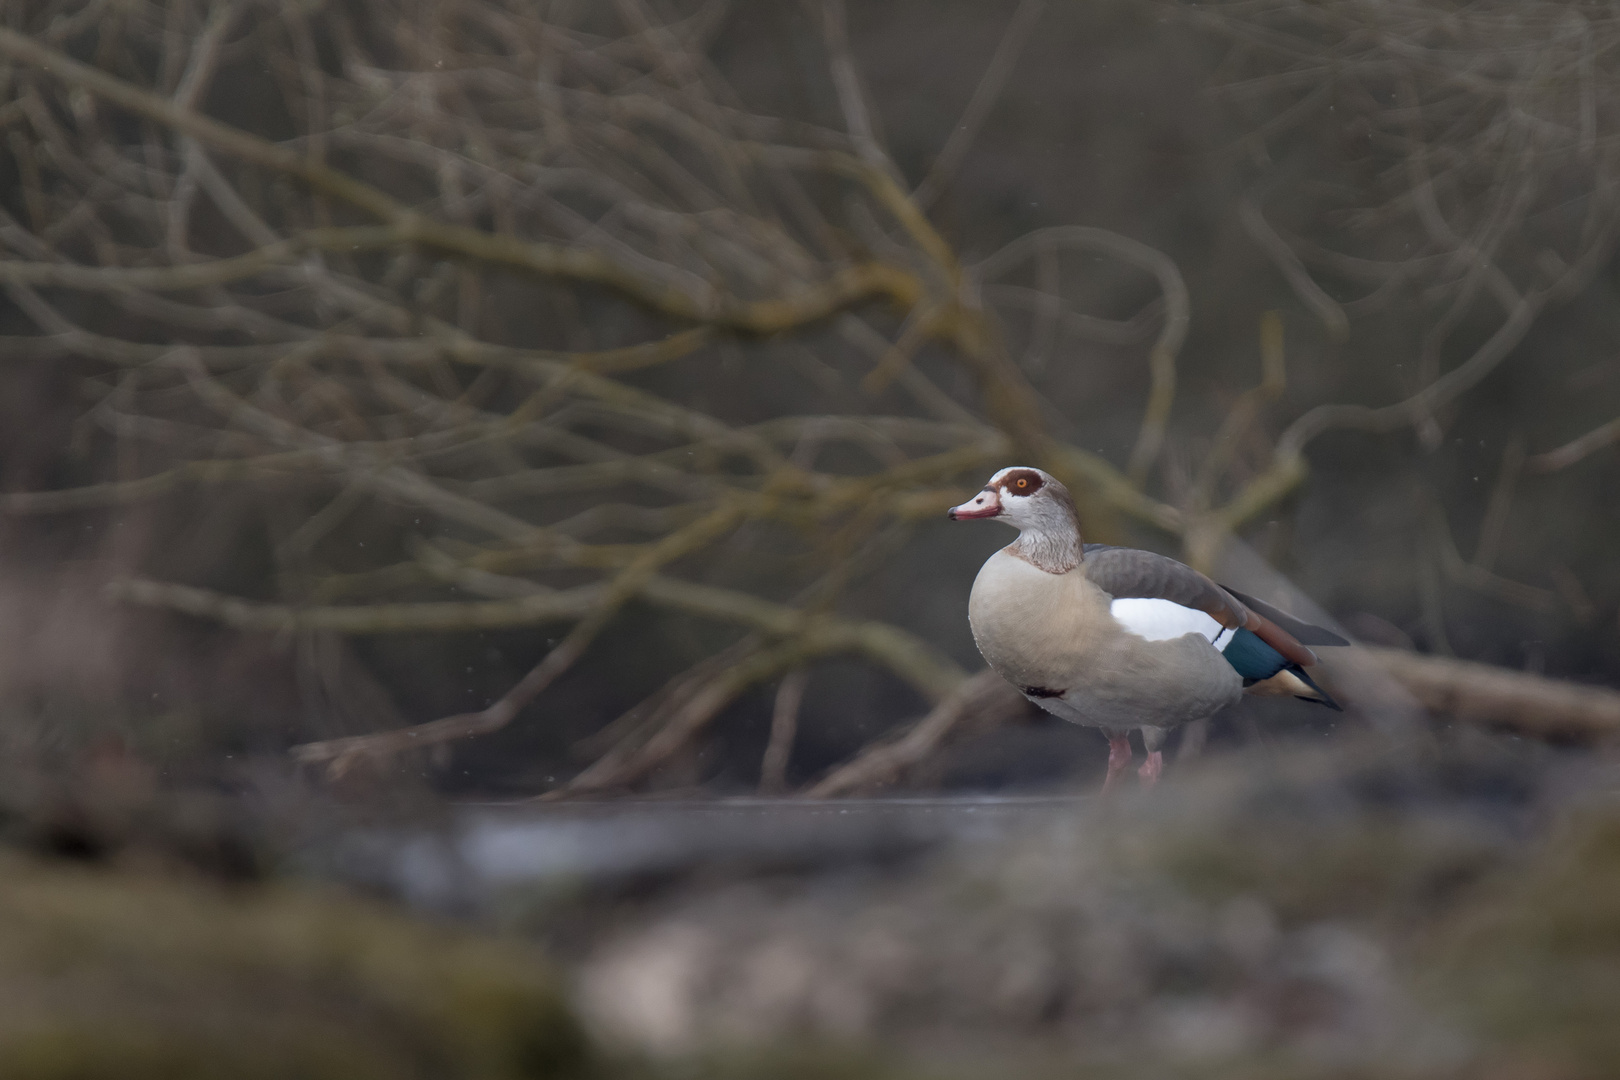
[1244,665,1343,711]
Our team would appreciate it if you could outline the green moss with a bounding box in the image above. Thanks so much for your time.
[1158,813,1499,926]
[1429,809,1620,1078]
[0,1025,391,1080]
[651,1044,954,1080]
[0,853,590,1080]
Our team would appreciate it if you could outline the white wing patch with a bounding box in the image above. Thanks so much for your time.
[1109,597,1233,651]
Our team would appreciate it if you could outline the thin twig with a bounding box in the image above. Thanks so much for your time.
[0,27,924,332]
[1238,196,1349,341]
[969,226,1190,489]
[913,0,1046,210]
[1473,436,1524,571]
[759,667,809,794]
[1528,415,1620,473]
[818,0,900,182]
[805,669,1022,797]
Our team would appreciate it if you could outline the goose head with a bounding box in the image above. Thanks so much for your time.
[948,466,1081,572]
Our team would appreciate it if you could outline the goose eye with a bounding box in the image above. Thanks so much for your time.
[1016,478,1027,489]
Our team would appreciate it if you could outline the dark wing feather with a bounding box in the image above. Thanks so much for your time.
[1220,587,1349,647]
[1081,547,1248,629]
[1083,547,1323,667]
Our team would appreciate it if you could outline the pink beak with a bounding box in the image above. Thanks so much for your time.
[948,488,1001,520]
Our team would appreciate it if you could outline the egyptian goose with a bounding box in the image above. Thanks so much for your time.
[949,466,1347,789]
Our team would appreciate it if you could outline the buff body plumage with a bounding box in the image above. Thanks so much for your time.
[949,466,1346,788]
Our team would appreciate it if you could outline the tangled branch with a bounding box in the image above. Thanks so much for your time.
[2,0,1613,794]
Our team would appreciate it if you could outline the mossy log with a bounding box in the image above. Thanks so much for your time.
[0,854,589,1080]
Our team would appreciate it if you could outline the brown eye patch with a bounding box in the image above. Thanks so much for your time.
[998,469,1043,495]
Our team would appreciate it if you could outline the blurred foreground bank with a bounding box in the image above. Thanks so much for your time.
[2,730,1618,1080]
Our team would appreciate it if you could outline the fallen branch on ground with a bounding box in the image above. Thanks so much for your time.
[807,670,1027,797]
[1361,647,1620,740]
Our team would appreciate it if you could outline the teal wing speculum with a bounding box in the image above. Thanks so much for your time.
[1221,627,1341,709]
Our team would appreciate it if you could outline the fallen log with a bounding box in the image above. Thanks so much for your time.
[1357,646,1620,740]
[808,648,1620,797]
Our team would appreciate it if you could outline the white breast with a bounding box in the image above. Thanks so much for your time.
[1109,597,1234,651]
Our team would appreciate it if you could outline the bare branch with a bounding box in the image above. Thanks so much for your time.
[818,0,899,181]
[1528,416,1620,473]
[806,669,1023,797]
[1430,508,1561,615]
[759,667,809,793]
[970,225,1191,489]
[0,28,925,332]
[1238,196,1349,342]
[1473,436,1525,571]
[1363,646,1620,741]
[913,0,1046,211]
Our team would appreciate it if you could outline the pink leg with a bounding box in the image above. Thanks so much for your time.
[1101,732,1133,793]
[1138,750,1163,787]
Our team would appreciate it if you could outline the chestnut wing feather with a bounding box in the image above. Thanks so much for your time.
[1220,587,1349,648]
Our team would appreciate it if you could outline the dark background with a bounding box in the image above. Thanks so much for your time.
[1,0,1615,801]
